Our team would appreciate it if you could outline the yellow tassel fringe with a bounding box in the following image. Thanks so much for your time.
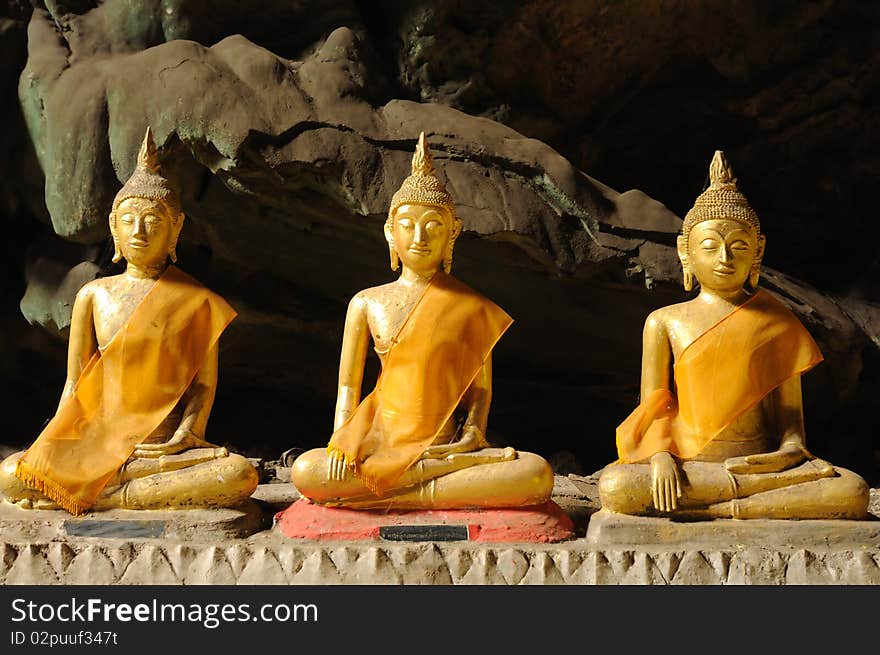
[14,459,89,516]
[325,445,382,496]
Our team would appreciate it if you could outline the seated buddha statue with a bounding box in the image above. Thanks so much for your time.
[597,151,869,520]
[0,127,258,515]
[291,133,553,509]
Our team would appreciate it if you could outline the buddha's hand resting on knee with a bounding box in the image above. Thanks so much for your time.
[724,442,807,474]
[328,450,352,482]
[133,429,223,458]
[420,424,487,459]
[651,451,682,513]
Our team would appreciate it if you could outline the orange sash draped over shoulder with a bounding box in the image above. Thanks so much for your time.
[328,273,513,495]
[15,266,237,515]
[616,289,823,463]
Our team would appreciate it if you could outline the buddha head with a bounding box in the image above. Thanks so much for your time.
[385,132,462,275]
[677,150,765,293]
[109,127,185,269]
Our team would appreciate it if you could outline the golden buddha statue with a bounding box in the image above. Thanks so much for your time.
[597,151,869,520]
[291,133,554,509]
[0,127,258,515]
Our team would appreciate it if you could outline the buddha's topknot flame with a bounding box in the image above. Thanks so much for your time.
[136,126,162,175]
[708,150,735,187]
[410,132,435,178]
[681,149,760,244]
[388,131,456,220]
[110,126,180,217]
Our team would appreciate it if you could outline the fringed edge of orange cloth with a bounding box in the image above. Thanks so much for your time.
[14,458,89,516]
[326,444,385,496]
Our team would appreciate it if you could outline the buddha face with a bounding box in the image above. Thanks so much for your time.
[112,197,181,268]
[387,203,454,274]
[679,218,764,293]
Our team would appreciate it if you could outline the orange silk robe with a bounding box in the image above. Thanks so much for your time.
[616,289,823,463]
[15,266,236,515]
[328,273,513,495]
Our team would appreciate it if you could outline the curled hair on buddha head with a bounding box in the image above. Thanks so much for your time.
[384,131,462,273]
[108,126,184,263]
[678,150,765,291]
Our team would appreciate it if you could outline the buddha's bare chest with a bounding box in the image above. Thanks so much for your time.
[363,286,425,355]
[665,305,740,359]
[90,279,156,349]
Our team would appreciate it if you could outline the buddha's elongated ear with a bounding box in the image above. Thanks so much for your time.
[383,215,399,271]
[450,215,462,241]
[676,234,693,292]
[676,233,687,262]
[109,210,123,263]
[748,233,767,290]
[755,233,766,261]
[169,210,185,263]
[443,216,462,274]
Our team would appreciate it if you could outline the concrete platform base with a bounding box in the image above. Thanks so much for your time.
[274,498,575,543]
[0,499,268,541]
[1,536,879,584]
[1,479,878,584]
[585,509,880,550]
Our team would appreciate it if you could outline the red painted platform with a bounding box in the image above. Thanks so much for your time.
[274,498,575,543]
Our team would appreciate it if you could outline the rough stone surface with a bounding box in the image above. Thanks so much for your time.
[390,1,880,297]
[252,481,301,514]
[0,499,269,541]
[585,509,880,550]
[2,536,878,586]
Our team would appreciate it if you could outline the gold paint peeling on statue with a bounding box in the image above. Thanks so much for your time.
[597,151,869,520]
[0,127,258,514]
[291,133,554,509]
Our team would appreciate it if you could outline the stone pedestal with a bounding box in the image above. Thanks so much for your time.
[2,482,878,584]
[585,508,880,550]
[274,498,576,543]
[0,499,268,541]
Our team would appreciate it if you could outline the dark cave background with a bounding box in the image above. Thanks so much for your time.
[0,0,878,484]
